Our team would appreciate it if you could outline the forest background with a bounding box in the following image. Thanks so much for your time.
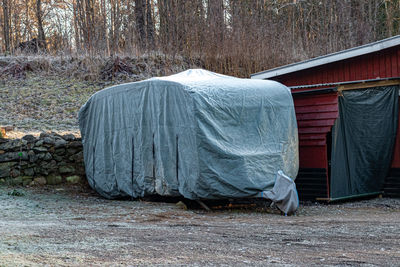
[2,0,400,77]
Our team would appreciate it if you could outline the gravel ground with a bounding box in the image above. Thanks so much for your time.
[0,185,399,266]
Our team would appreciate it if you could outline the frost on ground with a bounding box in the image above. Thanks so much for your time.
[0,185,399,266]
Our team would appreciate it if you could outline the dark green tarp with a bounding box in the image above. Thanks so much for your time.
[330,86,399,199]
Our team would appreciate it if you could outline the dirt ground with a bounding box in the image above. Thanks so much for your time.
[0,185,399,266]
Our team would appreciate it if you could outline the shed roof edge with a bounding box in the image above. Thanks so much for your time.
[251,35,400,80]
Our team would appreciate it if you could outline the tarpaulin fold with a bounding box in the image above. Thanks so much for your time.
[79,69,299,211]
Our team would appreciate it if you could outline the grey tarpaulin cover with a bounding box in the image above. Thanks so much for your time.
[330,86,399,199]
[79,69,299,212]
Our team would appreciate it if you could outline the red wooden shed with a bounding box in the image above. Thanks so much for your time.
[251,36,400,201]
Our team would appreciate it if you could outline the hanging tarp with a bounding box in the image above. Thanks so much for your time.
[78,69,299,212]
[330,86,399,199]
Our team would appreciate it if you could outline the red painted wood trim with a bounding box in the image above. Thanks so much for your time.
[294,95,338,107]
[295,104,338,113]
[298,119,336,127]
[296,111,339,120]
[300,140,327,147]
[299,133,326,140]
[298,126,333,134]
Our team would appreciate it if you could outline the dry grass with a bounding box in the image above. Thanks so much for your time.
[0,53,203,82]
[0,54,202,133]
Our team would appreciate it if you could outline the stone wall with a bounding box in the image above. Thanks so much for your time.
[0,132,85,186]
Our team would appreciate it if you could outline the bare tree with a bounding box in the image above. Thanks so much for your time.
[2,0,10,52]
[2,0,400,76]
[135,0,146,50]
[145,0,154,49]
[35,0,46,51]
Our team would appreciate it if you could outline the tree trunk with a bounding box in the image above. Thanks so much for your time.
[73,0,81,52]
[146,0,154,49]
[207,0,224,46]
[36,0,46,51]
[135,0,146,50]
[2,0,10,53]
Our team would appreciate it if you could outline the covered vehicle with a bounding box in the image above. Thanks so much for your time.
[79,69,299,213]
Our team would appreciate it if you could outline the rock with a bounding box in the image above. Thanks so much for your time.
[68,141,82,148]
[22,135,36,142]
[10,168,20,177]
[43,136,55,145]
[0,139,21,151]
[33,177,47,185]
[24,168,35,176]
[11,176,23,186]
[176,201,188,210]
[33,146,47,153]
[62,134,76,141]
[69,151,83,163]
[37,153,45,159]
[22,177,33,186]
[66,175,81,184]
[46,175,62,185]
[42,160,57,171]
[43,152,52,161]
[27,142,34,149]
[59,165,75,174]
[0,151,27,162]
[35,139,44,146]
[19,161,28,166]
[55,148,65,155]
[67,148,77,155]
[0,168,10,178]
[53,154,63,162]
[15,151,28,161]
[0,162,16,178]
[34,167,48,176]
[21,151,29,160]
[0,167,9,178]
[0,178,5,183]
[75,166,86,175]
[28,150,38,162]
[0,150,5,154]
[40,132,50,139]
[55,138,67,148]
[50,132,63,138]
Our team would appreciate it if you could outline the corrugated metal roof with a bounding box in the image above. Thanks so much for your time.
[289,77,400,90]
[251,35,400,80]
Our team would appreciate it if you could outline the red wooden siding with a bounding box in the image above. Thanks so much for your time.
[264,42,400,199]
[276,47,400,88]
[272,45,400,173]
[293,93,339,169]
